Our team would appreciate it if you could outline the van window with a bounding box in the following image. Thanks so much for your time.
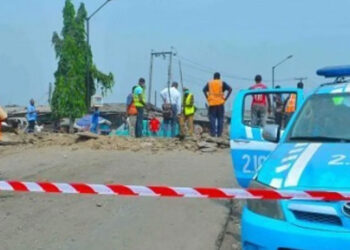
[243,92,298,129]
[288,94,350,142]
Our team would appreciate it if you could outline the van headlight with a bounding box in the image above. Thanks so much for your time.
[246,180,285,220]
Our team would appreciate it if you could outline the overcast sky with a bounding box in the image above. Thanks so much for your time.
[1,0,350,108]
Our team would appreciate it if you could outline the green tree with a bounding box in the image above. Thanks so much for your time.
[51,0,114,132]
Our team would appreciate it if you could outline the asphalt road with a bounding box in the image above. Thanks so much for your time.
[0,146,239,250]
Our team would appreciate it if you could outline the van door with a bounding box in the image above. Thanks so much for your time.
[230,88,303,187]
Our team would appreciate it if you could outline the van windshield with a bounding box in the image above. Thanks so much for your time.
[288,93,350,142]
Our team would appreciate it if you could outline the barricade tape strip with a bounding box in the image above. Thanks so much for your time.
[0,180,350,200]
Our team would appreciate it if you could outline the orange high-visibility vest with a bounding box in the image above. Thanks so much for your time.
[285,94,297,113]
[207,80,225,106]
[127,102,138,116]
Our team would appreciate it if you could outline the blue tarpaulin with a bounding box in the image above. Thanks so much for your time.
[76,115,111,134]
[76,115,106,127]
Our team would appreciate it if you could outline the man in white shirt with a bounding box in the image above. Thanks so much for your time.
[160,82,182,137]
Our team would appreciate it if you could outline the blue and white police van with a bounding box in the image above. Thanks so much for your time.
[230,66,350,249]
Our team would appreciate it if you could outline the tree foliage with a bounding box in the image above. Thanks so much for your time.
[51,0,114,123]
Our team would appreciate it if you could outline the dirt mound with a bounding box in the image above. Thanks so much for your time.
[0,132,230,153]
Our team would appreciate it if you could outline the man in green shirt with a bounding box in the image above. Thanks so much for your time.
[133,78,146,138]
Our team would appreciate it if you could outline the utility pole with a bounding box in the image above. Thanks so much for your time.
[272,55,293,88]
[85,0,113,108]
[154,90,157,107]
[167,51,173,103]
[148,50,154,104]
[178,60,184,92]
[48,82,52,105]
[294,77,307,85]
[148,49,176,105]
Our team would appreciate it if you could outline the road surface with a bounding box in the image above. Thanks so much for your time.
[0,145,240,250]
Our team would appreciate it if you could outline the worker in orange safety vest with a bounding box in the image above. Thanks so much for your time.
[203,72,232,137]
[284,81,304,125]
[126,86,138,137]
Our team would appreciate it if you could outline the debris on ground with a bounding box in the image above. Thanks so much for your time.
[76,131,99,140]
[0,132,230,153]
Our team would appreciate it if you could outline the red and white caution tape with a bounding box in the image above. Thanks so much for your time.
[0,180,349,200]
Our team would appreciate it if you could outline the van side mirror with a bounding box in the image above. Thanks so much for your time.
[262,124,280,143]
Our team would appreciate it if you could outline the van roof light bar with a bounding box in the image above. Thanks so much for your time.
[317,65,350,78]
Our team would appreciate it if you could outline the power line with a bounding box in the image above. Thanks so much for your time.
[178,55,216,72]
[178,60,212,74]
[177,57,252,81]
[179,60,247,82]
[182,73,207,85]
[176,55,304,83]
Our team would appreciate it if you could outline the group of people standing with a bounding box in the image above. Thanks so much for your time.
[126,78,197,139]
[126,72,233,139]
[1,73,303,140]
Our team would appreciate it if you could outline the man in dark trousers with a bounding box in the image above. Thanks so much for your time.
[133,78,146,138]
[203,72,232,137]
[249,75,271,127]
[26,98,37,133]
